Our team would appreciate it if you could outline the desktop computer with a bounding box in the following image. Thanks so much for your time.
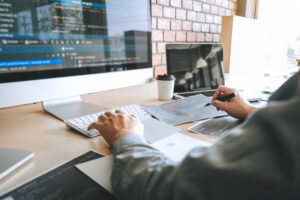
[0,0,153,120]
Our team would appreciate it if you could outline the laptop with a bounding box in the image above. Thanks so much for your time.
[166,43,225,99]
[0,147,34,179]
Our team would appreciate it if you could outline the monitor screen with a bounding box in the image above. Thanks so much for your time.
[166,43,225,93]
[0,0,152,83]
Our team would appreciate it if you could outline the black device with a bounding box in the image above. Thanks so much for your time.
[0,151,117,200]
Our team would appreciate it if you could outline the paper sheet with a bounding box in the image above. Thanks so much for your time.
[76,133,212,194]
[152,133,212,163]
[142,94,228,125]
[189,116,241,138]
[76,155,114,193]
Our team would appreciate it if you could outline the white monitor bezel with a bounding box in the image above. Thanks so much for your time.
[0,68,153,109]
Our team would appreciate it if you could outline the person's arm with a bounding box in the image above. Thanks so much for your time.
[89,103,299,200]
[210,71,300,119]
[89,110,179,199]
[111,134,178,199]
[269,71,299,102]
[211,85,256,120]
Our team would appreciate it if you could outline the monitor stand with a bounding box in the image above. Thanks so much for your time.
[43,96,107,121]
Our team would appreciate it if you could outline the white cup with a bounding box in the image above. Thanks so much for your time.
[157,74,175,101]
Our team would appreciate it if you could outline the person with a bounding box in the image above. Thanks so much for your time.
[89,71,300,200]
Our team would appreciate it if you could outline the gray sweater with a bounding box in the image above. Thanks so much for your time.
[111,71,300,200]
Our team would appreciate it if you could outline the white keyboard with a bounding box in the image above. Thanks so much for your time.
[64,104,152,137]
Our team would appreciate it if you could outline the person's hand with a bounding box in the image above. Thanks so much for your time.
[88,110,144,145]
[211,85,256,120]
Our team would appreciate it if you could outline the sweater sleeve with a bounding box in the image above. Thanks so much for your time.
[269,71,299,102]
[110,73,300,200]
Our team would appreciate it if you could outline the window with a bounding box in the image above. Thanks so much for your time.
[257,0,300,73]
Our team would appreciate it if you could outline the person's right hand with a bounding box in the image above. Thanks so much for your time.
[211,85,256,120]
[88,110,144,146]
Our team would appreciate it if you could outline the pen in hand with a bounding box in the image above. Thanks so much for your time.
[204,92,236,107]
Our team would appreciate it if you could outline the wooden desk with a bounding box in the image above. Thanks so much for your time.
[0,82,215,195]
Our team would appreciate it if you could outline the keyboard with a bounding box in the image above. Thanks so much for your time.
[64,104,152,138]
[173,90,216,100]
[174,90,262,102]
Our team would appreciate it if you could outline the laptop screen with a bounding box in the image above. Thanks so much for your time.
[166,43,225,93]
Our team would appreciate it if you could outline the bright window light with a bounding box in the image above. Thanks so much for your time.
[257,0,300,72]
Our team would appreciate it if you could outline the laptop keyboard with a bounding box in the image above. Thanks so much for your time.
[173,90,216,100]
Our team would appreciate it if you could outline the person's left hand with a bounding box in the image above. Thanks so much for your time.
[88,110,144,145]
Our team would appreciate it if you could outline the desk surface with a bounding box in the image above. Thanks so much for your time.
[0,82,216,195]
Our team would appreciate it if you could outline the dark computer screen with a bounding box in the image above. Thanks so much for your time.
[166,43,225,93]
[0,0,152,83]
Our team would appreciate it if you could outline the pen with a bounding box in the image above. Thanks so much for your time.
[204,92,236,107]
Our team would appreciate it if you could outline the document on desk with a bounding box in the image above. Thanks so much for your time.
[142,94,228,125]
[189,116,241,138]
[76,155,114,194]
[76,133,212,194]
[152,133,212,162]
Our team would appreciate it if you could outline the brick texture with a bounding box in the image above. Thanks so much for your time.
[152,0,237,76]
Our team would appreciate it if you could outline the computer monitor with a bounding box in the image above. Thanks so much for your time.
[166,43,225,93]
[0,0,152,119]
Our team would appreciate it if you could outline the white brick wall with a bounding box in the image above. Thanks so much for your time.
[151,0,238,75]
